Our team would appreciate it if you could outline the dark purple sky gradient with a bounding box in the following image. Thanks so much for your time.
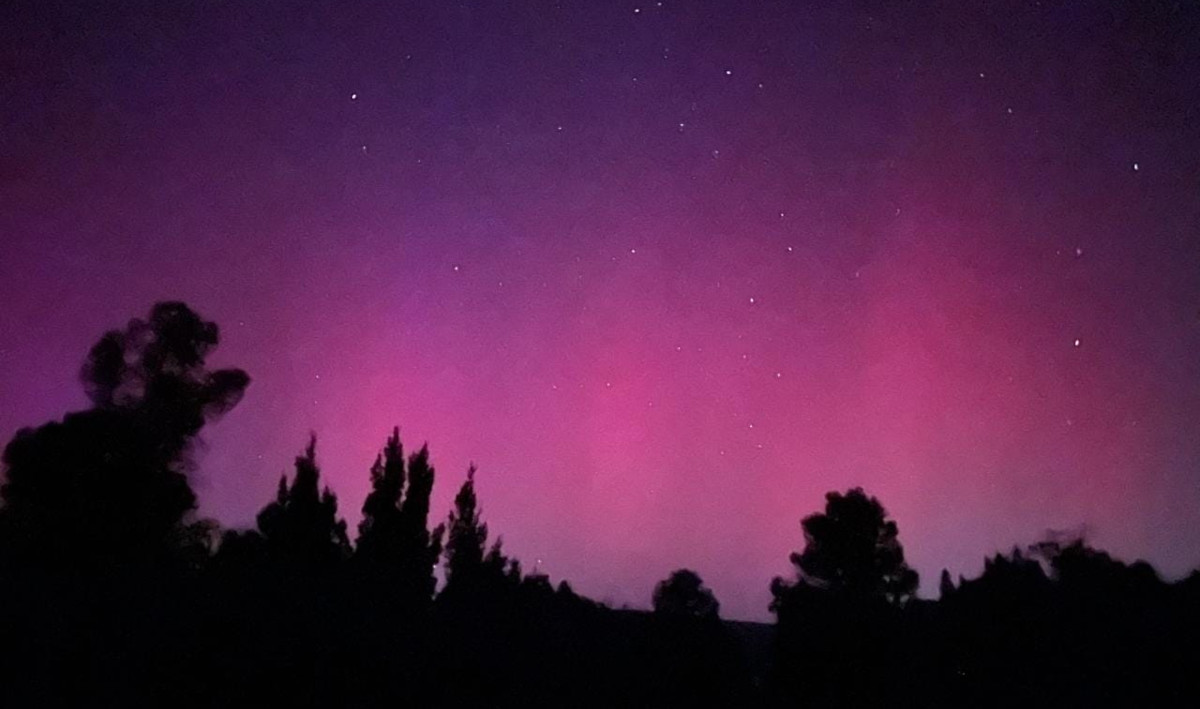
[2,0,1199,619]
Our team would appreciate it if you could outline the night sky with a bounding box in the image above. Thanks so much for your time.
[2,0,1199,620]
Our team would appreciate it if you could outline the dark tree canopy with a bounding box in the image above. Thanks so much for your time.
[0,301,248,567]
[256,435,350,570]
[653,569,721,620]
[772,487,918,609]
[80,301,249,437]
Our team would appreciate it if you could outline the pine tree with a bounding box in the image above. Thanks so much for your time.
[443,464,488,591]
[356,428,406,563]
[397,443,444,603]
[354,428,443,607]
[256,435,350,570]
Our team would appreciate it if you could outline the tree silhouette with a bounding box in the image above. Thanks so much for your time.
[256,435,350,570]
[769,488,918,708]
[0,301,248,568]
[443,464,489,591]
[355,428,444,607]
[357,429,407,559]
[771,487,918,608]
[653,569,721,620]
[10,302,1200,708]
[939,568,956,599]
[397,443,445,602]
[1034,537,1163,598]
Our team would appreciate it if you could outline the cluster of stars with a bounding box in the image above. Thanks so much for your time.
[325,3,1155,461]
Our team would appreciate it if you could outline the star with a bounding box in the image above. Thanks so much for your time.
[1133,162,1140,171]
[1074,339,1081,347]
[350,93,358,100]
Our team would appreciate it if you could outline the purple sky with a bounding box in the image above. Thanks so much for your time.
[2,0,1199,619]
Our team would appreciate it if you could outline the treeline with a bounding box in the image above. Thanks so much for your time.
[0,302,1197,707]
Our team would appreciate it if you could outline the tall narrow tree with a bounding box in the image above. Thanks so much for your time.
[356,428,406,564]
[355,428,444,606]
[256,435,349,570]
[397,443,444,602]
[443,464,488,591]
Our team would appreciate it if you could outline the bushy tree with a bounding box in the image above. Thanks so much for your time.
[653,569,720,620]
[769,488,918,707]
[0,301,248,568]
[771,487,918,608]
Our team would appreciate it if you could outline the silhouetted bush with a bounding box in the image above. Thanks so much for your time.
[654,568,721,620]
